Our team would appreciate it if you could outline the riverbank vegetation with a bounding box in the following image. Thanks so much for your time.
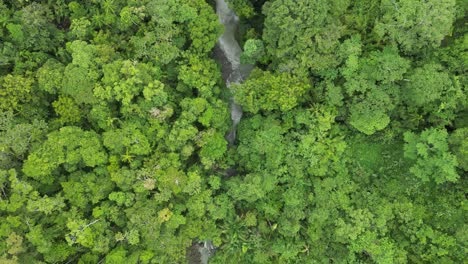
[0,0,466,263]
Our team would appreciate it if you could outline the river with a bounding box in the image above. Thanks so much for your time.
[215,0,253,145]
[188,0,253,263]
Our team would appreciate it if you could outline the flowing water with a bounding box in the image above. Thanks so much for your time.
[188,1,253,263]
[215,0,253,145]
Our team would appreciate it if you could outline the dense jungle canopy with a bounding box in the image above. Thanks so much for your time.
[0,0,466,263]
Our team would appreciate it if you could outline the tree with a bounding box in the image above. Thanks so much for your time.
[262,0,351,75]
[61,40,105,105]
[449,127,468,171]
[65,216,111,253]
[197,129,228,168]
[119,6,146,31]
[221,106,349,262]
[241,39,265,64]
[52,96,82,125]
[9,3,63,52]
[36,59,64,94]
[0,0,466,262]
[342,47,410,134]
[404,128,459,184]
[102,122,151,159]
[105,247,128,264]
[70,17,92,39]
[26,224,74,263]
[403,63,453,107]
[94,59,167,116]
[186,0,223,54]
[0,74,34,111]
[348,88,392,135]
[23,127,108,184]
[374,0,457,53]
[61,171,114,209]
[129,31,180,65]
[226,0,256,18]
[401,62,465,126]
[178,55,222,98]
[0,111,47,162]
[233,69,311,113]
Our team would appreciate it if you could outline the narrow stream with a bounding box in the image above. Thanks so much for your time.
[188,1,253,263]
[215,0,253,145]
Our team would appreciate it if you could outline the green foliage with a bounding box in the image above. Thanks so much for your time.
[240,39,265,64]
[103,123,151,159]
[343,47,410,134]
[95,59,165,110]
[129,31,180,65]
[9,3,63,52]
[401,62,465,126]
[348,88,392,135]
[403,63,453,107]
[375,0,456,53]
[0,111,47,162]
[227,0,256,18]
[178,54,221,98]
[404,128,459,184]
[0,74,34,111]
[448,127,468,171]
[0,0,465,263]
[52,96,82,125]
[262,0,351,75]
[36,59,64,94]
[198,130,228,168]
[233,69,311,113]
[187,0,223,54]
[62,64,97,105]
[23,127,108,184]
